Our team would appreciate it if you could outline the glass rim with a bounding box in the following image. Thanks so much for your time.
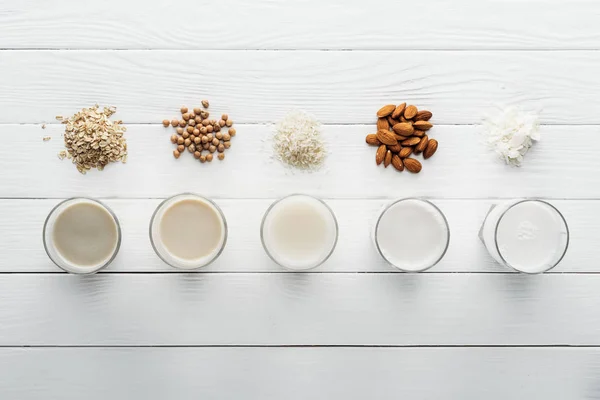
[374,197,450,272]
[43,197,122,274]
[260,194,339,271]
[149,193,228,270]
[493,199,570,274]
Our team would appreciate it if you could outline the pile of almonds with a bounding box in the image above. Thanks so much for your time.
[365,103,438,173]
[162,100,236,163]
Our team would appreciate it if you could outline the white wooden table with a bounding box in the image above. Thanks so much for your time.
[1,1,600,398]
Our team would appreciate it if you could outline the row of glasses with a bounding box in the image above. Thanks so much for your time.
[43,195,569,274]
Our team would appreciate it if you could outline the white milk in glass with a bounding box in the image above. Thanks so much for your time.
[261,194,338,270]
[375,198,449,272]
[480,200,569,273]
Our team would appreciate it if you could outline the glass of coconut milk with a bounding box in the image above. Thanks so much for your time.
[43,198,121,274]
[261,194,338,270]
[150,193,228,270]
[479,199,569,274]
[374,198,450,272]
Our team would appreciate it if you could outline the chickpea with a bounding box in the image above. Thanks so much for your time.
[188,119,196,127]
[206,134,214,141]
[228,128,236,136]
[194,151,201,159]
[200,154,206,163]
[201,136,209,144]
[217,153,225,160]
[182,131,189,139]
[195,116,202,124]
[170,135,177,144]
[221,114,228,121]
[188,143,195,152]
[206,125,213,133]
[182,113,190,121]
[194,136,201,145]
[224,141,231,149]
[177,137,184,145]
[225,119,233,127]
[184,138,191,147]
[193,129,200,136]
[209,145,216,153]
[200,126,207,134]
[202,100,209,108]
[179,120,187,128]
[180,106,188,114]
[171,119,179,127]
[202,119,209,127]
[217,144,225,153]
[193,107,202,115]
[203,143,210,150]
[186,126,194,134]
[176,127,184,135]
[206,153,213,162]
[223,133,231,141]
[212,138,219,146]
[177,145,185,153]
[216,132,223,140]
[162,119,170,127]
[173,149,180,159]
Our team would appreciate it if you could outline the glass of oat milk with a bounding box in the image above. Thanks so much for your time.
[479,199,569,274]
[150,193,227,269]
[43,198,122,274]
[374,198,450,272]
[261,194,338,270]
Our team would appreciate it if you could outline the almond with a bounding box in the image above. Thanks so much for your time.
[413,120,433,131]
[391,154,404,171]
[392,122,414,136]
[376,129,398,146]
[415,135,428,154]
[413,129,426,138]
[414,110,433,121]
[376,145,386,165]
[377,118,390,131]
[387,144,402,153]
[394,134,409,141]
[424,139,438,159]
[391,102,406,119]
[404,105,418,119]
[365,134,380,146]
[404,157,422,173]
[387,116,399,127]
[377,105,396,118]
[399,147,413,158]
[384,150,392,168]
[401,137,421,147]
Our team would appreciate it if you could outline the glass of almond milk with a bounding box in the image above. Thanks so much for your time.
[150,193,228,270]
[374,198,450,272]
[43,198,121,274]
[261,194,338,270]
[479,199,569,274]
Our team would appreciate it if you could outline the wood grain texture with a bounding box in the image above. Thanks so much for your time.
[0,198,596,273]
[2,347,600,400]
[1,51,599,124]
[0,124,597,199]
[1,274,599,345]
[1,0,599,50]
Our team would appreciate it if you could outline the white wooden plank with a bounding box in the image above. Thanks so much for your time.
[1,0,599,50]
[0,274,599,345]
[1,51,599,124]
[1,347,598,400]
[0,198,596,273]
[0,124,596,199]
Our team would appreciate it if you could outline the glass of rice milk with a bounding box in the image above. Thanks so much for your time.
[479,199,569,274]
[43,198,121,274]
[261,194,338,270]
[374,198,450,272]
[150,193,228,269]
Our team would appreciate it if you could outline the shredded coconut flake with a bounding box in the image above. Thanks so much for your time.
[273,110,326,171]
[482,107,540,167]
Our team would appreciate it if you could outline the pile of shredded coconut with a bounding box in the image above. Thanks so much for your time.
[482,107,540,167]
[273,110,326,171]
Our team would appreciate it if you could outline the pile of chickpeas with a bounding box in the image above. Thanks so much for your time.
[162,100,236,163]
